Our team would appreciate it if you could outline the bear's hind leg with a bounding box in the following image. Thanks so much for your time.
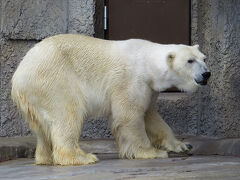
[51,107,98,165]
[26,112,53,165]
[34,126,53,165]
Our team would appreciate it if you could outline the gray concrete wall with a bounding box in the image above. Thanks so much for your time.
[0,0,239,138]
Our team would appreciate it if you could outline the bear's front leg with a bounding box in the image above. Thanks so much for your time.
[144,93,192,153]
[111,95,168,159]
[145,109,192,153]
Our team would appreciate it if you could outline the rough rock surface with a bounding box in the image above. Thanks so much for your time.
[0,40,36,137]
[68,0,95,35]
[1,0,68,40]
[0,40,36,136]
[195,0,240,137]
[81,118,113,139]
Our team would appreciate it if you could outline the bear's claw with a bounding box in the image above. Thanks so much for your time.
[186,144,193,150]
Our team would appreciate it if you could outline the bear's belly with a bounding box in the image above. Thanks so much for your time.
[85,90,111,118]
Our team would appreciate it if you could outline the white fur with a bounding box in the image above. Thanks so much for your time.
[11,34,208,165]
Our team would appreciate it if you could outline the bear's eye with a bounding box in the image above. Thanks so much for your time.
[188,59,195,64]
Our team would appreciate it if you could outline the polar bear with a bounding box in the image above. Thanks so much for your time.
[11,34,210,165]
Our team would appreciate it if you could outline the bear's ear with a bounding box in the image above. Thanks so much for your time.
[193,44,199,49]
[166,52,176,69]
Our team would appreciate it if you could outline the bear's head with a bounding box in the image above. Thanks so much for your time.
[147,44,210,92]
[166,45,210,92]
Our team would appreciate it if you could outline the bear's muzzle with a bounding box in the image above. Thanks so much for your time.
[195,71,211,85]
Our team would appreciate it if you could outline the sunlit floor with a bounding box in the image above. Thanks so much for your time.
[1,156,240,180]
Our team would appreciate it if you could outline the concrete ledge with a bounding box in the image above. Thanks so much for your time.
[183,136,240,157]
[0,136,35,162]
[0,136,240,162]
[0,137,119,162]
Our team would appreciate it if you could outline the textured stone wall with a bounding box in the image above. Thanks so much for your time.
[159,0,240,138]
[1,0,68,40]
[1,40,36,136]
[0,0,239,138]
[68,0,95,35]
[196,0,240,137]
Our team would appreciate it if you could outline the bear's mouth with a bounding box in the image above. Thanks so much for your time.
[195,79,208,86]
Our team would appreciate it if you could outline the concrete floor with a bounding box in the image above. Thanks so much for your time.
[1,156,240,180]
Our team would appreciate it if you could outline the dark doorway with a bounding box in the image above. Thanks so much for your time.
[105,0,190,45]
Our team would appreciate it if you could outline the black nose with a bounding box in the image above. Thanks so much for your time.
[202,72,211,80]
